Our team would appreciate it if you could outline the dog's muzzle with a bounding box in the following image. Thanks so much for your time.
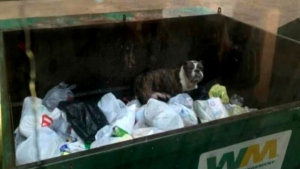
[192,71,203,83]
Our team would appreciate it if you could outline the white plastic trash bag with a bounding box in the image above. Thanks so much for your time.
[193,98,229,123]
[132,127,163,138]
[144,99,184,131]
[19,97,57,138]
[14,128,27,150]
[98,93,135,134]
[168,94,194,109]
[133,121,149,130]
[133,106,148,130]
[49,108,72,139]
[59,138,86,154]
[126,99,141,114]
[91,125,132,149]
[16,127,64,165]
[94,125,114,140]
[91,135,133,149]
[65,141,85,153]
[169,103,198,126]
[112,108,135,135]
[135,106,145,122]
[98,93,125,124]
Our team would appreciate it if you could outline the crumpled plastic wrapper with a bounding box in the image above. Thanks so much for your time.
[230,94,244,106]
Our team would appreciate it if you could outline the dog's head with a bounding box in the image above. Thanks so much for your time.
[183,60,204,83]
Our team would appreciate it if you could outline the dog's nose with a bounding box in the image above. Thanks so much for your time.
[195,69,200,73]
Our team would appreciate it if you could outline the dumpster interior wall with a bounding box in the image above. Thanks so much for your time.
[2,14,300,167]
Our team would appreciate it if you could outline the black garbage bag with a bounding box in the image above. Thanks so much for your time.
[58,101,108,143]
[188,86,209,100]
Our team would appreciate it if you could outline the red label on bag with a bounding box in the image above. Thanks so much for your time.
[41,114,53,127]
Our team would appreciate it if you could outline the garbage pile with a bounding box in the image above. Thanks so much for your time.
[14,82,257,165]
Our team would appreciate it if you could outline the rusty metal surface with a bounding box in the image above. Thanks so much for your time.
[0,7,215,31]
[0,0,299,33]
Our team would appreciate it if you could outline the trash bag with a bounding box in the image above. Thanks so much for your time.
[135,106,145,122]
[16,127,64,165]
[14,128,27,150]
[168,94,194,109]
[168,94,198,126]
[126,99,141,114]
[42,82,76,112]
[132,127,163,138]
[133,121,149,130]
[224,104,246,116]
[230,94,244,106]
[169,103,198,126]
[112,126,129,137]
[193,98,229,123]
[98,93,126,124]
[91,125,133,149]
[188,86,209,100]
[58,101,109,143]
[19,97,63,138]
[94,125,113,139]
[98,93,135,135]
[144,99,184,131]
[49,108,74,140]
[94,125,129,138]
[59,138,86,154]
[208,84,230,104]
[133,106,147,130]
[91,135,133,149]
[224,104,258,116]
[112,108,135,135]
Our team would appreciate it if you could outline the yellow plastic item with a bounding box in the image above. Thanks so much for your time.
[208,84,229,104]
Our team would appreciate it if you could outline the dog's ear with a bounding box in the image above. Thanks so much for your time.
[199,60,205,65]
[183,61,188,66]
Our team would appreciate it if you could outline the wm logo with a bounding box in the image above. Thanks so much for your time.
[207,140,277,169]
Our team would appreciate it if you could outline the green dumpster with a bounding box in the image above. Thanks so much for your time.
[1,9,300,169]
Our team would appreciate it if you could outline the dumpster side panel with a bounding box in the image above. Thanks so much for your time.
[269,34,300,107]
[0,33,15,169]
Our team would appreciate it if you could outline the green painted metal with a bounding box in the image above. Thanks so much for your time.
[0,7,215,31]
[0,29,15,169]
[278,18,300,42]
[0,12,133,31]
[162,6,215,17]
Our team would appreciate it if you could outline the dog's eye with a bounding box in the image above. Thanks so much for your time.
[197,66,204,71]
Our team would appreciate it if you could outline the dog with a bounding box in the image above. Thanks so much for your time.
[134,60,204,104]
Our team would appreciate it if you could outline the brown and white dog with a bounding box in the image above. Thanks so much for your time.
[134,60,204,104]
